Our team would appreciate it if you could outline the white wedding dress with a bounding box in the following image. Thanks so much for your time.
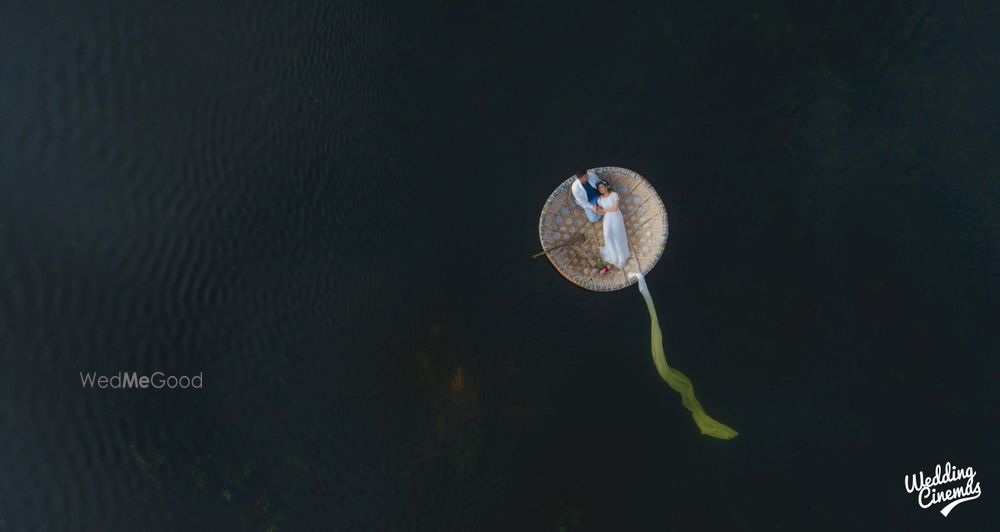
[599,192,630,268]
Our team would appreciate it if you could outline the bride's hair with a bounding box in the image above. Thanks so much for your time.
[598,180,612,191]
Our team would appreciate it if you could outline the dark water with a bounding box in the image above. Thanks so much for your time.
[1,0,997,530]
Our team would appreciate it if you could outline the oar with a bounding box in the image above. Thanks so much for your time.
[532,232,586,259]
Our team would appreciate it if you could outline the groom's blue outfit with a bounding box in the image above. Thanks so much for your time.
[572,170,604,223]
[583,181,601,222]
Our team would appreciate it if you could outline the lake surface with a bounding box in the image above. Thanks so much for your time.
[0,1,996,530]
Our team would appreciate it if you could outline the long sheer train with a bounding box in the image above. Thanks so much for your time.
[631,273,739,440]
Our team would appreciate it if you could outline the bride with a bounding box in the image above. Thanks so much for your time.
[593,180,630,273]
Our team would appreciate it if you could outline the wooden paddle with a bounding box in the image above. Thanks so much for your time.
[532,232,586,259]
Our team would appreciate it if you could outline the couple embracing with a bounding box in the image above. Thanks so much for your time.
[571,169,630,274]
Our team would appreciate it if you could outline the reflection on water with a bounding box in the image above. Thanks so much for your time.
[0,0,996,530]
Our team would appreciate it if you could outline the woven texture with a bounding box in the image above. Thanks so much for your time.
[538,167,668,291]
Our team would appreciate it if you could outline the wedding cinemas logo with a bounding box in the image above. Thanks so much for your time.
[79,371,203,389]
[904,461,981,516]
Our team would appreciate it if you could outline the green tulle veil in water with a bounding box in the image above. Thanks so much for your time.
[631,273,738,440]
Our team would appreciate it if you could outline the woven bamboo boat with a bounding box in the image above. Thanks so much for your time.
[537,166,668,291]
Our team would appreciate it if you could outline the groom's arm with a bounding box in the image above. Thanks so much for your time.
[587,169,600,186]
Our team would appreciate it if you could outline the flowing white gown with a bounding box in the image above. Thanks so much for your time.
[598,192,630,268]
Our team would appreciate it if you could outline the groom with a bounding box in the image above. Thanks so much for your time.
[571,169,603,223]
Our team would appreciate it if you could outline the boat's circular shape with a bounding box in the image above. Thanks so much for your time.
[538,166,669,291]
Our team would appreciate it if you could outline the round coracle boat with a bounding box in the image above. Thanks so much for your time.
[537,166,668,291]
